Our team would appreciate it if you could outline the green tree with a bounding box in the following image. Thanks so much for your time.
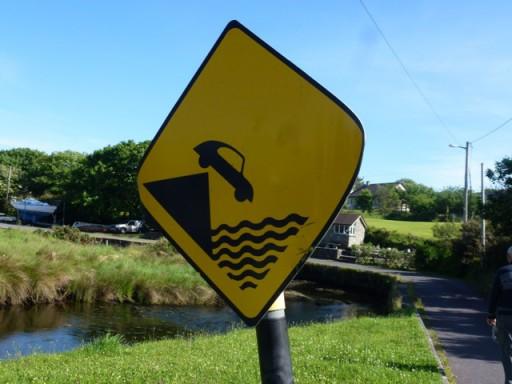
[398,179,436,220]
[30,151,85,199]
[0,164,21,213]
[373,185,401,215]
[0,148,85,215]
[486,157,512,236]
[0,147,47,197]
[353,177,366,191]
[355,189,373,212]
[451,220,488,267]
[435,187,464,220]
[66,140,149,223]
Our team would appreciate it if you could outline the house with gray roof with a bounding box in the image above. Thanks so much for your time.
[320,212,367,249]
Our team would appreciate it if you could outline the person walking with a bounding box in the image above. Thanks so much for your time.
[488,246,512,384]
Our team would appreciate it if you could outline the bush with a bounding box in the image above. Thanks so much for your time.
[381,248,414,270]
[352,244,414,270]
[149,237,177,257]
[365,227,422,250]
[414,239,457,273]
[364,219,509,278]
[36,226,96,244]
[432,222,460,240]
[364,226,461,273]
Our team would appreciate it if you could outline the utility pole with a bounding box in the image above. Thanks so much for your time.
[449,142,471,223]
[463,141,470,223]
[481,162,486,267]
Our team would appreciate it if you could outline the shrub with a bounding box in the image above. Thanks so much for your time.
[352,244,414,270]
[365,227,423,250]
[149,237,177,257]
[414,239,456,273]
[432,222,460,240]
[449,220,501,271]
[364,226,461,273]
[364,218,509,277]
[36,226,95,244]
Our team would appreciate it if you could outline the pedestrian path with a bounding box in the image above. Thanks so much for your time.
[308,259,504,384]
[411,273,502,384]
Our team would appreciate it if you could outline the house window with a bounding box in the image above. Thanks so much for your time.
[333,224,354,235]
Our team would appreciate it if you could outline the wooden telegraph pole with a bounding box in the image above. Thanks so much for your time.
[480,163,486,267]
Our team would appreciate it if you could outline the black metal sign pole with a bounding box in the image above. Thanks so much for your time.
[256,293,294,384]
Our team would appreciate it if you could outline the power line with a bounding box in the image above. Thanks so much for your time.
[358,0,458,142]
[472,116,512,144]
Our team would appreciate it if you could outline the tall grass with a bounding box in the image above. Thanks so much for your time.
[0,229,216,306]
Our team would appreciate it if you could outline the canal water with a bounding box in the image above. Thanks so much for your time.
[0,281,380,359]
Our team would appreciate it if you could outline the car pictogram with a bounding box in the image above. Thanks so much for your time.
[194,140,254,202]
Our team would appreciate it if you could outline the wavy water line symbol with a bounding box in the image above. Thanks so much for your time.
[218,255,278,270]
[240,282,258,290]
[211,227,299,249]
[227,269,270,281]
[211,214,307,289]
[212,241,287,260]
[211,214,308,237]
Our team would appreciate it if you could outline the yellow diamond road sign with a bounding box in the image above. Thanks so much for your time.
[137,20,364,325]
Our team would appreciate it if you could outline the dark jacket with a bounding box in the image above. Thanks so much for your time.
[488,264,512,319]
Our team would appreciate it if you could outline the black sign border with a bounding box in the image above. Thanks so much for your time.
[137,20,365,326]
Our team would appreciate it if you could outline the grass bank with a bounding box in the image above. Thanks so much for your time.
[0,311,442,383]
[0,229,216,306]
[365,217,437,239]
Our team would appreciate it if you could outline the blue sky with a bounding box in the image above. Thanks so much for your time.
[1,1,511,190]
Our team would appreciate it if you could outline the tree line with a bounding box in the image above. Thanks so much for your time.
[0,142,510,237]
[0,141,149,224]
[353,178,481,222]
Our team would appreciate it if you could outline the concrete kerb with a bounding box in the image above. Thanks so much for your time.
[415,309,450,384]
[398,281,449,384]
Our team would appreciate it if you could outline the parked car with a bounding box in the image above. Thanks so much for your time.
[110,220,144,234]
[0,215,16,224]
[72,221,109,233]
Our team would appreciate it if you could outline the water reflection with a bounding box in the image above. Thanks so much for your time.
[0,305,67,334]
[0,282,379,359]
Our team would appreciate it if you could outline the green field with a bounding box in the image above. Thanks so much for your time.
[364,217,437,239]
[0,311,442,384]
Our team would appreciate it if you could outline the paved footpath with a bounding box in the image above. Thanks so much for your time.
[308,259,504,384]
